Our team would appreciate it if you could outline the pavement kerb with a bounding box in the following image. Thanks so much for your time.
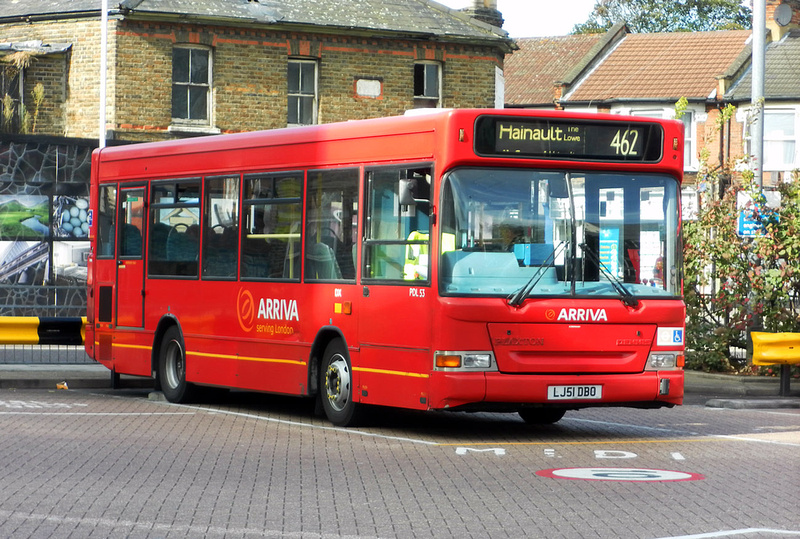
[0,365,797,407]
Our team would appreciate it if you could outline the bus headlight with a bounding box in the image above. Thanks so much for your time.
[435,351,495,371]
[647,352,684,370]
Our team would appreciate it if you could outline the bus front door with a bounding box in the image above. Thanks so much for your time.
[116,187,146,328]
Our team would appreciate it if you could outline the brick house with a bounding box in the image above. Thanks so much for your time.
[0,0,512,324]
[0,0,513,142]
[504,0,800,187]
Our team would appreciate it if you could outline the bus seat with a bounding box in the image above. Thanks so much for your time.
[121,224,142,257]
[305,243,342,280]
[167,227,199,261]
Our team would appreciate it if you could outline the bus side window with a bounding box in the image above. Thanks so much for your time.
[242,172,302,281]
[305,168,358,281]
[364,165,431,281]
[202,175,239,279]
[96,185,117,258]
[148,180,200,277]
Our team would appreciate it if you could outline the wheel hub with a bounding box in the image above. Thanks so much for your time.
[325,355,351,412]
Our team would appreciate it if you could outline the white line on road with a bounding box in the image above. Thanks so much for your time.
[655,528,800,538]
[0,412,194,416]
[179,403,441,446]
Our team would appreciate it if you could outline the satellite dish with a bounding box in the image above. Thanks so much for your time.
[774,3,793,26]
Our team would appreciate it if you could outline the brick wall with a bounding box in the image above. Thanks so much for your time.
[113,21,503,141]
[0,18,115,139]
[2,17,504,141]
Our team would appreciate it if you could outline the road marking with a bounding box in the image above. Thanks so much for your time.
[0,509,358,539]
[536,467,704,482]
[715,434,800,447]
[568,417,701,436]
[655,528,800,538]
[178,403,441,446]
[455,447,506,456]
[0,412,194,416]
[436,438,715,447]
[672,452,685,460]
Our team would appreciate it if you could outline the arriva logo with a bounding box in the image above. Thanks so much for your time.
[237,288,300,333]
[557,308,608,322]
[258,298,299,322]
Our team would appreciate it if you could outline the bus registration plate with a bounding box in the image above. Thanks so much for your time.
[547,385,602,400]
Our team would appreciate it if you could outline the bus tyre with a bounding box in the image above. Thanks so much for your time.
[320,340,360,427]
[518,408,566,425]
[158,326,195,403]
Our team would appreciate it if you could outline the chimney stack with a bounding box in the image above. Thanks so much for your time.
[461,0,504,29]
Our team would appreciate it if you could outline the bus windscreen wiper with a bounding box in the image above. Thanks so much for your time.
[508,241,568,307]
[579,242,639,308]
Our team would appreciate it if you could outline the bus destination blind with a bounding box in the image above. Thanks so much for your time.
[475,116,663,162]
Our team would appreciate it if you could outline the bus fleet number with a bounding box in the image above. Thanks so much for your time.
[409,287,426,298]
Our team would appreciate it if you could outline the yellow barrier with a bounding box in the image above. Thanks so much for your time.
[0,317,86,346]
[751,332,800,366]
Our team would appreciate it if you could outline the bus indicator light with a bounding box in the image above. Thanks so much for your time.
[436,354,461,368]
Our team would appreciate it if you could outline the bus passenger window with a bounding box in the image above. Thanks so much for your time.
[242,172,302,280]
[148,180,200,277]
[202,175,239,279]
[119,189,144,258]
[96,185,117,258]
[305,168,358,281]
[363,166,431,281]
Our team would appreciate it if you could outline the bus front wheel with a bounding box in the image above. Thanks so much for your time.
[158,326,195,403]
[320,340,360,427]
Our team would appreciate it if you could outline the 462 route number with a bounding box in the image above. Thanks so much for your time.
[610,129,639,156]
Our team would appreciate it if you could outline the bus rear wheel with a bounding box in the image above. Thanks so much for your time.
[320,340,360,427]
[158,326,195,403]
[518,408,566,424]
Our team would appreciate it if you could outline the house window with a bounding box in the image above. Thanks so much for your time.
[0,65,22,131]
[288,59,317,126]
[413,62,441,109]
[630,108,697,171]
[679,111,696,171]
[172,46,211,123]
[762,110,796,171]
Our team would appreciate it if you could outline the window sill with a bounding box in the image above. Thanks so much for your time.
[168,124,221,136]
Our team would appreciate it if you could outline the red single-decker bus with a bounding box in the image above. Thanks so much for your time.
[86,109,685,426]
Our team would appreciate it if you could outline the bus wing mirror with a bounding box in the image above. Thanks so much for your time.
[399,178,418,206]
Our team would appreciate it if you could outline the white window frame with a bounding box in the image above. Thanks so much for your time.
[413,61,441,109]
[620,106,699,172]
[170,44,213,130]
[742,106,800,173]
[762,108,797,172]
[288,58,318,126]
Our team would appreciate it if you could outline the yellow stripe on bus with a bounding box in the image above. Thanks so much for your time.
[111,343,153,350]
[353,367,430,379]
[187,350,307,366]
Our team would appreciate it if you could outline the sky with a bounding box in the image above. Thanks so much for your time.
[435,0,598,38]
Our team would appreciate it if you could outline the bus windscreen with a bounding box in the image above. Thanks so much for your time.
[474,116,664,162]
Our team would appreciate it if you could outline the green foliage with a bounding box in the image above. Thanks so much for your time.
[573,0,752,34]
[684,161,800,372]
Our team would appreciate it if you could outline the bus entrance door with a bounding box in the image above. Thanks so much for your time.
[116,187,146,328]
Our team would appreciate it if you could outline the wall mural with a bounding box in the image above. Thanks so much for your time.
[0,138,93,317]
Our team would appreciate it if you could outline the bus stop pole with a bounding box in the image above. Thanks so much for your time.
[751,0,766,190]
[779,365,790,397]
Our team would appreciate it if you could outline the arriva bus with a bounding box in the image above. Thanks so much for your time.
[86,109,685,426]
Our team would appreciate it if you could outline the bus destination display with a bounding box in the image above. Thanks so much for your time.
[475,116,663,162]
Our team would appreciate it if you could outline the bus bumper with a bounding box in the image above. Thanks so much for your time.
[428,370,684,410]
